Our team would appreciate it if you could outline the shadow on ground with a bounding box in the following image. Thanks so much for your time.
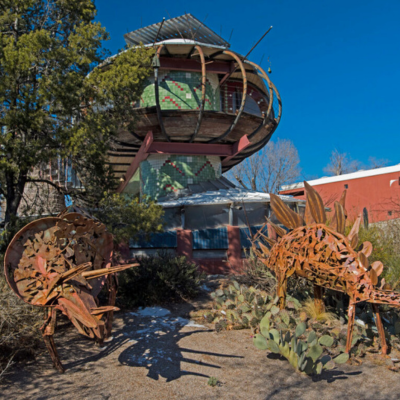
[60,308,243,382]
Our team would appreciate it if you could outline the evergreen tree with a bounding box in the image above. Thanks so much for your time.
[0,0,154,222]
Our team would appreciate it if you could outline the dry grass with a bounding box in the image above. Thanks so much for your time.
[302,297,338,322]
[0,274,43,380]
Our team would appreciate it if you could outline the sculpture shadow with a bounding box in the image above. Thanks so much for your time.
[62,308,243,382]
[117,310,243,382]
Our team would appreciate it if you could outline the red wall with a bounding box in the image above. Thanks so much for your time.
[176,227,244,274]
[280,171,400,223]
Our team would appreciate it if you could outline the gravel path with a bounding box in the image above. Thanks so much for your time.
[2,289,400,399]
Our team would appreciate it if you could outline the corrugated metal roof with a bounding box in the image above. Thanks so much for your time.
[124,14,230,48]
[280,163,400,191]
[157,176,305,208]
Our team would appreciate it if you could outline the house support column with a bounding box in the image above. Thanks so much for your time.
[176,229,192,259]
[227,225,243,273]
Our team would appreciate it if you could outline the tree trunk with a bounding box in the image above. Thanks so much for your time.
[5,170,27,224]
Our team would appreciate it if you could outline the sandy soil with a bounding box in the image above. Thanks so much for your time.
[2,283,400,400]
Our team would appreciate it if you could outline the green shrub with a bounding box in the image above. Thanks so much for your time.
[207,376,219,387]
[211,280,302,332]
[117,251,202,308]
[345,222,400,287]
[241,248,277,293]
[0,273,43,380]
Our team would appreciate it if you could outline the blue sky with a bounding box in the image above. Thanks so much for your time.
[95,0,400,180]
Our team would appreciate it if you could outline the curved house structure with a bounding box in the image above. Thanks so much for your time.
[106,15,300,273]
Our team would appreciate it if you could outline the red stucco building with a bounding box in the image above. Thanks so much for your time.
[279,164,400,223]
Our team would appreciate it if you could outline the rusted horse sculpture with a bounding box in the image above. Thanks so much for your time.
[253,182,400,355]
[4,207,137,372]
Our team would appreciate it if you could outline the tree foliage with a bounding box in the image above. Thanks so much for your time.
[93,193,164,245]
[226,139,301,194]
[0,0,154,222]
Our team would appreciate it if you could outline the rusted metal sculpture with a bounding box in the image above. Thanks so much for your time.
[253,182,399,355]
[4,207,137,372]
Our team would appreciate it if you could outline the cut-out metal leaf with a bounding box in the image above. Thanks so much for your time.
[348,215,361,244]
[259,242,270,256]
[350,233,359,249]
[371,261,384,277]
[361,241,373,257]
[339,190,347,217]
[370,268,378,285]
[358,252,369,270]
[266,218,286,238]
[333,201,346,234]
[304,181,326,224]
[256,229,276,247]
[304,196,316,225]
[270,193,304,229]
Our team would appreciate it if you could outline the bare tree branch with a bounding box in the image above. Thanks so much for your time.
[323,149,362,176]
[226,139,301,194]
[368,156,389,169]
[27,178,65,194]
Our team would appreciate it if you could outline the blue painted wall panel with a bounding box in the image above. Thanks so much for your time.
[192,227,228,249]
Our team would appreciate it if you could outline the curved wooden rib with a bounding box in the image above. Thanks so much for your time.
[270,80,282,125]
[208,50,248,143]
[243,60,274,140]
[221,125,276,173]
[154,45,170,142]
[189,45,206,143]
[222,79,282,169]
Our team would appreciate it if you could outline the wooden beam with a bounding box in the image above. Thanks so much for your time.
[117,131,153,193]
[159,57,231,74]
[147,141,234,157]
[218,62,236,87]
[115,133,250,192]
[221,135,250,166]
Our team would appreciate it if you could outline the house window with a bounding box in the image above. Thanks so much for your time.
[398,177,400,185]
[344,184,348,189]
[388,211,393,216]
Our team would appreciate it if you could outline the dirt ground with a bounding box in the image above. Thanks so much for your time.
[2,281,400,400]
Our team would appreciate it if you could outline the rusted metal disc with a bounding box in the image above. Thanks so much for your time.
[4,213,114,306]
[4,217,60,305]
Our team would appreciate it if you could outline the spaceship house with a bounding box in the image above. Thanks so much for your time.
[104,14,302,273]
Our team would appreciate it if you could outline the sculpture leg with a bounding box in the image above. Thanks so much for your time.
[372,303,388,355]
[41,308,65,373]
[314,285,325,315]
[105,274,117,339]
[96,323,105,347]
[345,301,356,354]
[278,277,287,310]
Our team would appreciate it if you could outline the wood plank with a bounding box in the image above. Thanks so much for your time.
[116,131,153,193]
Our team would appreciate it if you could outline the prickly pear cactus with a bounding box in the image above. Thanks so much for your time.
[211,281,302,331]
[254,313,349,374]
